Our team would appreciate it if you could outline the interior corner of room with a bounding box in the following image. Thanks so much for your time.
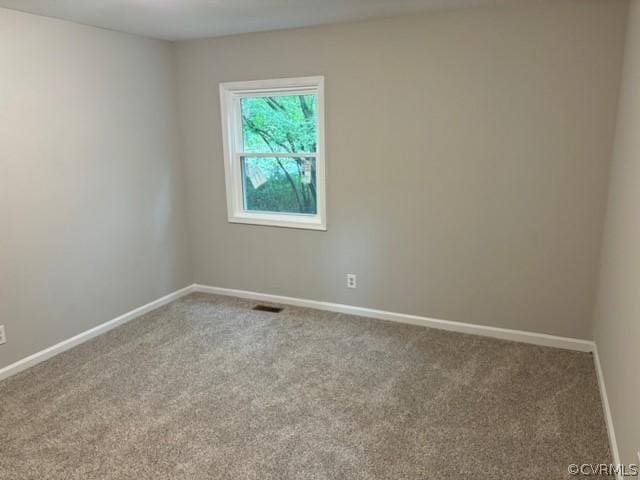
[0,0,638,477]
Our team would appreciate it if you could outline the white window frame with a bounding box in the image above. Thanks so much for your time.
[219,76,326,231]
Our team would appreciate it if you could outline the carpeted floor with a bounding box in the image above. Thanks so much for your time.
[0,293,610,479]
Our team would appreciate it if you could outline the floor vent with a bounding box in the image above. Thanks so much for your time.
[252,305,283,313]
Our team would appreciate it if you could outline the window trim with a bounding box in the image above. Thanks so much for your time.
[219,76,326,231]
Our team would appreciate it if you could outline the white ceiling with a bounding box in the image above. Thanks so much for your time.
[0,0,526,41]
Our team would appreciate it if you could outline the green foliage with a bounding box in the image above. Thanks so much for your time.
[241,95,318,214]
[242,95,316,153]
[243,158,317,214]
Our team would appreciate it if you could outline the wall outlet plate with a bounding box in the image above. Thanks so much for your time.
[0,325,5,345]
[347,274,357,289]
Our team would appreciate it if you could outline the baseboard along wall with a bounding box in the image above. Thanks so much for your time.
[592,345,622,479]
[0,285,196,382]
[0,282,617,468]
[195,284,595,352]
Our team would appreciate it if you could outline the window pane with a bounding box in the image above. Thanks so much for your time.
[242,157,317,215]
[241,95,317,154]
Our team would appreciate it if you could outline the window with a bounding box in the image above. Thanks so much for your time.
[219,76,326,230]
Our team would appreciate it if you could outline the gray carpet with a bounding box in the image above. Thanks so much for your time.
[0,293,610,479]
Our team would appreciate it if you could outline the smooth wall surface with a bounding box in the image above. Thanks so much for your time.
[175,0,627,339]
[0,8,191,369]
[593,0,640,465]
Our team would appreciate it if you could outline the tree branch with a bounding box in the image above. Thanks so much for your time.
[265,97,287,113]
[243,115,304,212]
[298,96,312,120]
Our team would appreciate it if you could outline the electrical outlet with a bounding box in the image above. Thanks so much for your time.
[347,274,357,289]
[0,325,6,345]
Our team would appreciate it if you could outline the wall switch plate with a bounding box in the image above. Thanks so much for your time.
[347,274,357,289]
[0,325,5,345]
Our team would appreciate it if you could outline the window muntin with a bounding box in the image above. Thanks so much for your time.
[219,77,325,230]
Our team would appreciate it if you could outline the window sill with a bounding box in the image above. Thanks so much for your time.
[228,213,326,231]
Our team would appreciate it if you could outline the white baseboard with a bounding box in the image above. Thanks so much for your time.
[0,283,595,384]
[0,281,597,367]
[593,345,621,477]
[0,284,196,382]
[1,281,612,463]
[193,284,595,352]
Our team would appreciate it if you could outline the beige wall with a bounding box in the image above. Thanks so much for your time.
[593,0,640,466]
[174,0,627,339]
[0,3,635,458]
[0,8,191,369]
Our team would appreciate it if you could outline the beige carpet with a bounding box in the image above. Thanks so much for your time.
[0,293,610,479]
